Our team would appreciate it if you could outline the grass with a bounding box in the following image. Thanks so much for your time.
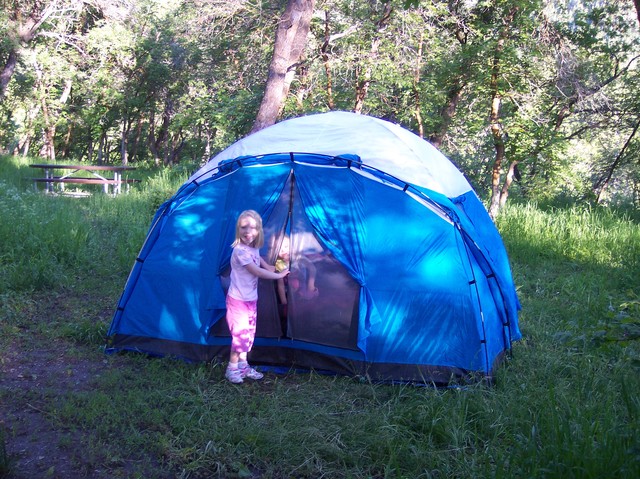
[1,154,639,478]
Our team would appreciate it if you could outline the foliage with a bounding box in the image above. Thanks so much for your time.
[0,0,639,208]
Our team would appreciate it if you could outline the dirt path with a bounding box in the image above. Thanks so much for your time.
[1,333,118,478]
[0,281,145,478]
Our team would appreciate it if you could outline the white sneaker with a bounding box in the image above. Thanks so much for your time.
[225,367,243,384]
[241,366,264,380]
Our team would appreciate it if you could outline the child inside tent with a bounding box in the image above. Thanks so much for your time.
[275,235,319,320]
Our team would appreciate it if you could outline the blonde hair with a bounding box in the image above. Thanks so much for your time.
[231,209,265,248]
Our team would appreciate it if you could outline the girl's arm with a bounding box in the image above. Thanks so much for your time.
[245,263,289,280]
[260,257,275,272]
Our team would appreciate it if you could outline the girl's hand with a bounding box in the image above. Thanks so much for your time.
[279,269,290,278]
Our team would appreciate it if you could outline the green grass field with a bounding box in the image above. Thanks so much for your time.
[1,154,639,478]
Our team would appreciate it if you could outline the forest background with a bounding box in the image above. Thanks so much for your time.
[1,0,640,217]
[2,1,640,477]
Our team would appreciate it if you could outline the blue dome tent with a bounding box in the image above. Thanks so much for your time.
[106,111,521,385]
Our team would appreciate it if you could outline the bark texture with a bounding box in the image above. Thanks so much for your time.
[250,0,315,134]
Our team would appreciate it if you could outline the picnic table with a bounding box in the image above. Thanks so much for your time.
[29,164,139,195]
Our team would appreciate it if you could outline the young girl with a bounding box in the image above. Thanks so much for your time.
[225,210,289,384]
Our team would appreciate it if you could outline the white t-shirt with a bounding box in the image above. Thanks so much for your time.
[227,243,260,301]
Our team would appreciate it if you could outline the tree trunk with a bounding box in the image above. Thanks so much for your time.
[429,81,463,148]
[429,9,470,148]
[499,160,519,209]
[87,129,94,162]
[61,123,73,159]
[250,0,315,134]
[147,110,161,165]
[98,132,106,165]
[169,128,184,165]
[153,98,173,165]
[413,30,424,138]
[594,117,640,203]
[57,79,73,159]
[59,78,72,104]
[321,9,335,110]
[104,138,113,163]
[130,117,143,164]
[37,74,74,162]
[487,92,505,220]
[294,63,310,109]
[20,136,31,157]
[38,84,56,161]
[354,2,393,114]
[1,2,57,98]
[121,118,129,166]
[487,6,520,220]
[0,51,18,99]
[16,103,39,156]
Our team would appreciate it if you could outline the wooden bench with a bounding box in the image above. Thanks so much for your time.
[32,177,141,185]
[31,177,141,195]
[29,164,139,195]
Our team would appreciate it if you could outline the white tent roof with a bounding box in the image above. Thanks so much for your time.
[190,111,472,198]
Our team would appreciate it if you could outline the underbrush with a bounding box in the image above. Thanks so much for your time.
[1,154,639,478]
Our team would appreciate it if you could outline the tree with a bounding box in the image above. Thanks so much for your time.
[0,0,53,98]
[250,0,315,133]
[0,1,101,99]
[353,2,393,113]
[486,4,521,220]
[422,1,475,147]
[545,1,640,205]
[418,0,640,214]
[1,0,638,208]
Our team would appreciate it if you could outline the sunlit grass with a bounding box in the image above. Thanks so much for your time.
[0,154,194,293]
[1,154,639,478]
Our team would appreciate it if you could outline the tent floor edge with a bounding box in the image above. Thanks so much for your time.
[105,334,224,364]
[104,336,489,387]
